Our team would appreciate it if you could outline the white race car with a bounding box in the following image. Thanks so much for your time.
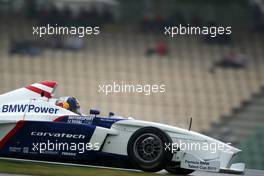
[0,81,245,175]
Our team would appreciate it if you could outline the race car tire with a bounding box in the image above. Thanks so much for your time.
[127,126,173,172]
[165,161,194,175]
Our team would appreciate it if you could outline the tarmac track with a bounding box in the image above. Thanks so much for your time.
[0,157,263,176]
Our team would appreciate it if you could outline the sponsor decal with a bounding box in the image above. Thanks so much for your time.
[67,116,94,125]
[181,154,220,172]
[184,160,218,171]
[23,147,29,154]
[1,104,59,114]
[41,150,59,155]
[62,152,77,156]
[31,131,86,139]
[8,147,22,153]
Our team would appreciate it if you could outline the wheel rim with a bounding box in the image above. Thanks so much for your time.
[133,133,163,163]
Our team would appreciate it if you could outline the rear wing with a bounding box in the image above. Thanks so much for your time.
[0,81,57,104]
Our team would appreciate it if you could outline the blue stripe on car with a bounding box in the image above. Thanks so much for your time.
[0,121,96,158]
[56,116,125,128]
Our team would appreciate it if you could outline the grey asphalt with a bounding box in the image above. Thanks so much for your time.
[1,169,264,176]
[0,157,263,176]
[191,169,264,176]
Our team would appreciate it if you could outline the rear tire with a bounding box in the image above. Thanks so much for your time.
[127,126,173,172]
[165,161,194,175]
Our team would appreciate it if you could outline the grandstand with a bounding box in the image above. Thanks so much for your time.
[0,16,264,132]
[0,0,264,171]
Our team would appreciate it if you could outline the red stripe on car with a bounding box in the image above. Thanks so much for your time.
[25,85,52,98]
[0,121,25,149]
[53,116,66,122]
[40,81,57,88]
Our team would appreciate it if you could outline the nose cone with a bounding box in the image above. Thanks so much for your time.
[225,143,241,154]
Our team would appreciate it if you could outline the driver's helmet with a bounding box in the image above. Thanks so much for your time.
[66,97,81,114]
[56,96,81,115]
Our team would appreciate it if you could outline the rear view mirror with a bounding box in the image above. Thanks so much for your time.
[90,109,100,116]
[109,112,114,117]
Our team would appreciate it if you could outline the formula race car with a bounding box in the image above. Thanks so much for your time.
[0,81,245,175]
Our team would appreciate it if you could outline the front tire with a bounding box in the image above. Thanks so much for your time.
[127,126,173,172]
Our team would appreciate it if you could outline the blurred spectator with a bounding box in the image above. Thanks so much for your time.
[146,40,168,57]
[48,35,83,51]
[210,50,248,73]
[156,41,168,56]
[9,40,42,56]
[50,36,64,49]
[64,36,84,51]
